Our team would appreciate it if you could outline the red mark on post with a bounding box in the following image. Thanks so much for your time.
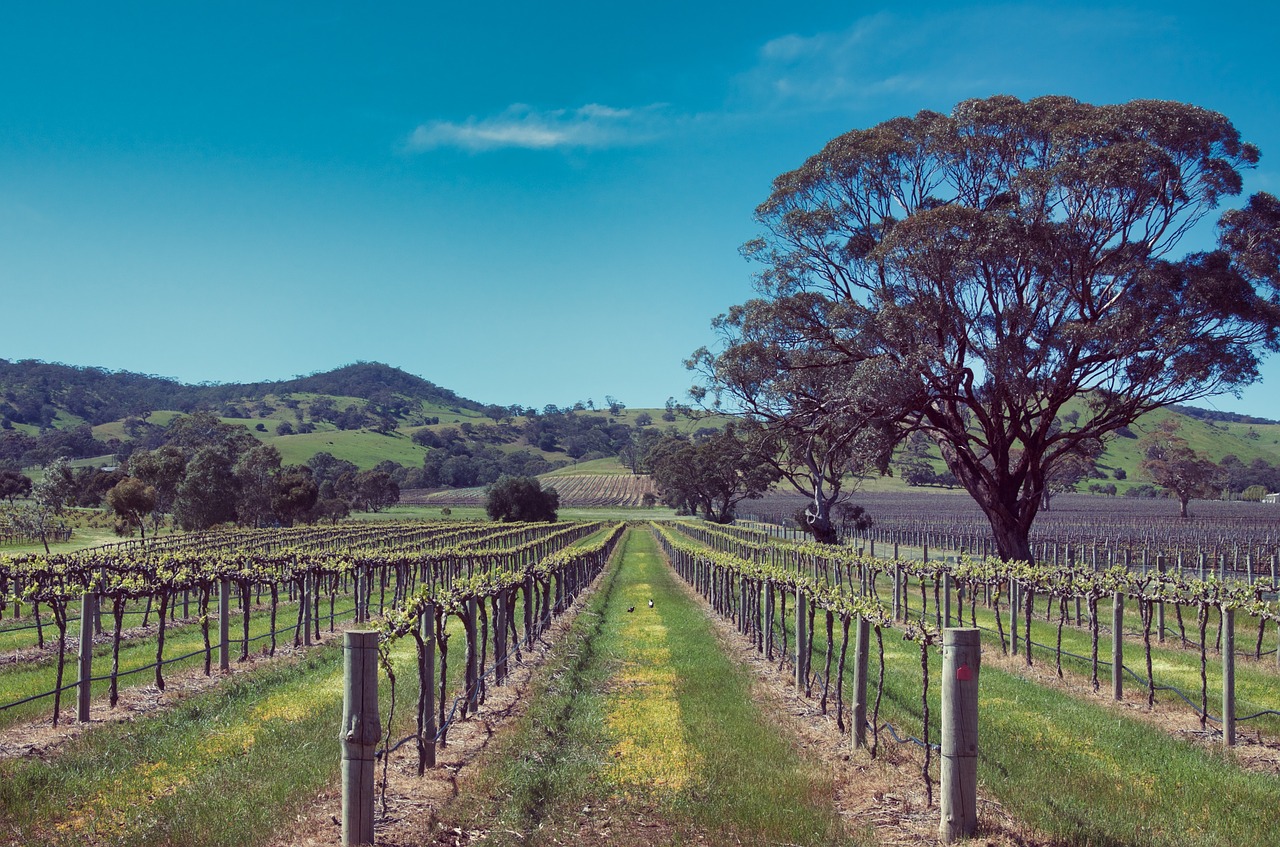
[956,664,972,681]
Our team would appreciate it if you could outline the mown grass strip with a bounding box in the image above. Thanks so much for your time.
[459,528,864,846]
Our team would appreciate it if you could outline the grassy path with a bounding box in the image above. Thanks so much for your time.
[447,527,863,846]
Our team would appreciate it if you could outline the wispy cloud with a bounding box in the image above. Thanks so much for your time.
[407,102,666,152]
[733,6,1165,113]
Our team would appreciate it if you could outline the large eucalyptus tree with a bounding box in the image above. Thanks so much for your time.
[700,95,1280,562]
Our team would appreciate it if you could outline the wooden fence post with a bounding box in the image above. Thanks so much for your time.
[465,597,479,713]
[420,605,437,771]
[1009,579,1020,656]
[78,590,96,723]
[301,573,312,647]
[1156,555,1167,642]
[795,587,809,691]
[219,578,231,672]
[1223,605,1236,747]
[1112,591,1124,701]
[940,628,981,843]
[341,630,381,846]
[851,614,870,750]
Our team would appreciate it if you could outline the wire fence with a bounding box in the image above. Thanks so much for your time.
[0,603,358,716]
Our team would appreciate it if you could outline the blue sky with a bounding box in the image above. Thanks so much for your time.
[2,1,1279,418]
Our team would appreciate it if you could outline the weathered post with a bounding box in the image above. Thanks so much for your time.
[341,630,381,846]
[1112,590,1124,701]
[494,591,508,686]
[943,571,953,628]
[419,605,437,771]
[939,628,981,843]
[523,574,534,645]
[465,597,479,713]
[78,590,97,723]
[1009,578,1020,656]
[1223,605,1236,747]
[219,577,231,672]
[892,564,902,621]
[301,572,312,647]
[1156,555,1167,643]
[795,587,809,691]
[851,614,870,749]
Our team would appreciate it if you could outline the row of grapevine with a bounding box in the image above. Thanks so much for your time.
[0,520,608,726]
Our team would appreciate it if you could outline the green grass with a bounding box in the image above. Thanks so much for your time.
[457,527,863,846]
[755,567,1280,847]
[0,595,346,731]
[0,643,351,847]
[0,588,492,847]
[267,427,428,468]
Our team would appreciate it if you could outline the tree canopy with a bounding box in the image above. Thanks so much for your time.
[700,95,1280,560]
[485,475,560,522]
[647,426,780,524]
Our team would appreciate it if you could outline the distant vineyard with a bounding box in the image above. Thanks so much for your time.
[406,474,658,508]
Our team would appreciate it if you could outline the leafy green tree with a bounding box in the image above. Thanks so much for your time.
[0,469,32,504]
[1139,419,1222,518]
[106,477,158,537]
[128,445,187,530]
[647,426,779,523]
[272,466,319,526]
[235,444,283,527]
[352,470,399,512]
[174,447,238,530]
[729,95,1280,561]
[485,475,559,522]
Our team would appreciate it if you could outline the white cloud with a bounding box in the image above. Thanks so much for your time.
[407,102,664,152]
[734,6,1164,113]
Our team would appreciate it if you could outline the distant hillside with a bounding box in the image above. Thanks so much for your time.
[0,359,483,428]
[1169,403,1280,427]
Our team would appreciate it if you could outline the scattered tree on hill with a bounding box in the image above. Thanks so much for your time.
[1139,420,1223,518]
[106,477,157,538]
[485,475,559,522]
[0,469,32,504]
[722,94,1280,562]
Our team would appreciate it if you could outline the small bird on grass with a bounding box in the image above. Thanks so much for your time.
[626,606,635,613]
[648,599,654,608]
